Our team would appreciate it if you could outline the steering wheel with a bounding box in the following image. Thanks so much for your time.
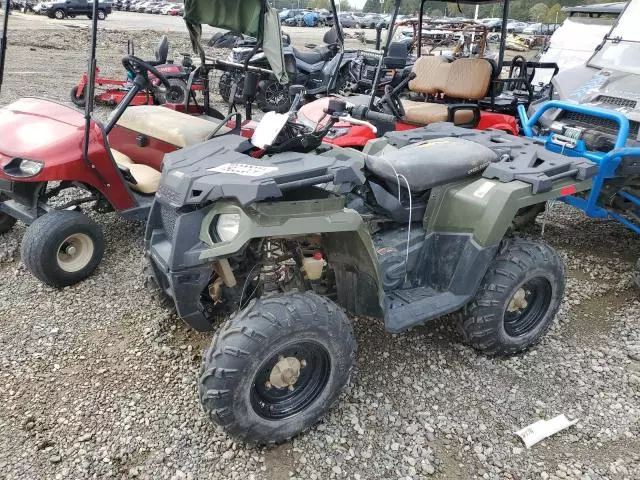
[121,55,171,89]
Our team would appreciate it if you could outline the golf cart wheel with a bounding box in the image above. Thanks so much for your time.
[0,213,17,235]
[21,210,105,288]
[456,239,564,356]
[97,9,106,20]
[155,78,188,105]
[256,79,291,113]
[54,8,65,19]
[70,85,86,107]
[199,291,356,444]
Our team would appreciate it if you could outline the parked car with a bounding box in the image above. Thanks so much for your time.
[507,20,528,33]
[167,3,182,15]
[39,0,111,19]
[338,13,359,28]
[362,13,386,28]
[160,3,174,14]
[523,23,559,35]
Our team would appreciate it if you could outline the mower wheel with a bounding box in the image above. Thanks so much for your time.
[53,8,65,19]
[155,78,188,105]
[456,238,564,356]
[199,291,356,444]
[0,213,17,235]
[70,85,86,107]
[21,210,105,288]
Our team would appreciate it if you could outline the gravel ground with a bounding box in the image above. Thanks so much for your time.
[1,14,639,480]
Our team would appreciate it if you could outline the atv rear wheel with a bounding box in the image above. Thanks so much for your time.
[155,78,188,105]
[256,79,291,113]
[70,85,86,107]
[0,213,17,235]
[199,291,356,444]
[21,210,105,288]
[54,8,65,19]
[456,239,564,356]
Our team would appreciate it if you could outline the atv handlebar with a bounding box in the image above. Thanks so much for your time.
[350,104,396,128]
[338,115,377,134]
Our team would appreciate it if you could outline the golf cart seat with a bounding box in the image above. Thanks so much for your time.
[115,106,231,148]
[111,149,161,195]
[400,57,492,126]
[365,137,497,192]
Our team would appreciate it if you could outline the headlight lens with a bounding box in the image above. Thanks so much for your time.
[215,213,241,242]
[3,158,44,178]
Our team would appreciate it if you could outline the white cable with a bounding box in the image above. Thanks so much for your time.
[369,153,413,284]
[397,174,413,284]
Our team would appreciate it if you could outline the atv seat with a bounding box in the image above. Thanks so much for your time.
[111,149,161,195]
[400,57,493,126]
[365,137,497,192]
[292,47,327,64]
[114,106,230,148]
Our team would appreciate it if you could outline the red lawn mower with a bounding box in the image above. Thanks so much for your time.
[70,36,203,108]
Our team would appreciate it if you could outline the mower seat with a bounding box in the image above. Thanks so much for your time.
[111,149,161,195]
[365,137,497,192]
[114,106,230,148]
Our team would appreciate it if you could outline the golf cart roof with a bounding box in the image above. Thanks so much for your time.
[563,2,627,16]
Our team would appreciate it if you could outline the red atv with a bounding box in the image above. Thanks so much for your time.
[298,55,518,148]
[0,55,239,288]
[70,36,202,108]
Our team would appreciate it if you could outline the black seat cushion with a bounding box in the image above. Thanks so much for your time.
[293,47,325,64]
[365,137,497,191]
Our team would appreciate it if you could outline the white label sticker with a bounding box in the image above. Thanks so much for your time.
[208,163,278,177]
[473,180,496,198]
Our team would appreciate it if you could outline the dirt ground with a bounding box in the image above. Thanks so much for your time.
[0,10,639,480]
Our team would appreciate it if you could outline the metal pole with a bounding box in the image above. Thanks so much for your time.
[0,0,11,92]
[497,0,510,70]
[82,0,100,166]
[417,0,425,57]
[368,0,401,109]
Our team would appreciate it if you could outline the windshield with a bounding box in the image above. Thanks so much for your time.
[589,0,640,74]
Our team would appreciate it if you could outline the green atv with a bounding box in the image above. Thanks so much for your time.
[145,98,596,443]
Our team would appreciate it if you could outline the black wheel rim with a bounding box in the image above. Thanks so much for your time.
[504,277,553,337]
[166,85,185,103]
[250,341,331,420]
[264,82,288,108]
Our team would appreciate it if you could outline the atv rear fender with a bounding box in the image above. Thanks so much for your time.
[424,175,593,246]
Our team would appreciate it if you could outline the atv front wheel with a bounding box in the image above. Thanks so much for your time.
[21,210,105,288]
[70,85,86,107]
[218,71,245,104]
[0,213,17,235]
[256,79,291,113]
[456,239,564,356]
[199,291,356,444]
[155,78,188,105]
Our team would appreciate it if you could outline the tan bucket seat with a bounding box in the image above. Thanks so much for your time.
[110,106,232,194]
[400,57,493,126]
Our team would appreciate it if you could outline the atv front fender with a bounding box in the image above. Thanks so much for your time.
[199,198,385,318]
[424,176,593,246]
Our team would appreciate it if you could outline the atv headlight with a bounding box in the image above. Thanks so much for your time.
[215,213,241,242]
[3,158,44,178]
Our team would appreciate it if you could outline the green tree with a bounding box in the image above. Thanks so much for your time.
[529,2,549,22]
[340,0,350,11]
[545,3,565,24]
[362,0,381,13]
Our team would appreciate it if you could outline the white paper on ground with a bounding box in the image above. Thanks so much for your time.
[514,414,578,448]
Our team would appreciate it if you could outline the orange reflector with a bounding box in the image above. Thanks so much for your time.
[560,185,577,196]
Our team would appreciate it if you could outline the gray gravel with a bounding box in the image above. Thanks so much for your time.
[1,17,640,480]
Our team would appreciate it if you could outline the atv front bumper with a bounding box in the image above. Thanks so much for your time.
[146,249,214,332]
